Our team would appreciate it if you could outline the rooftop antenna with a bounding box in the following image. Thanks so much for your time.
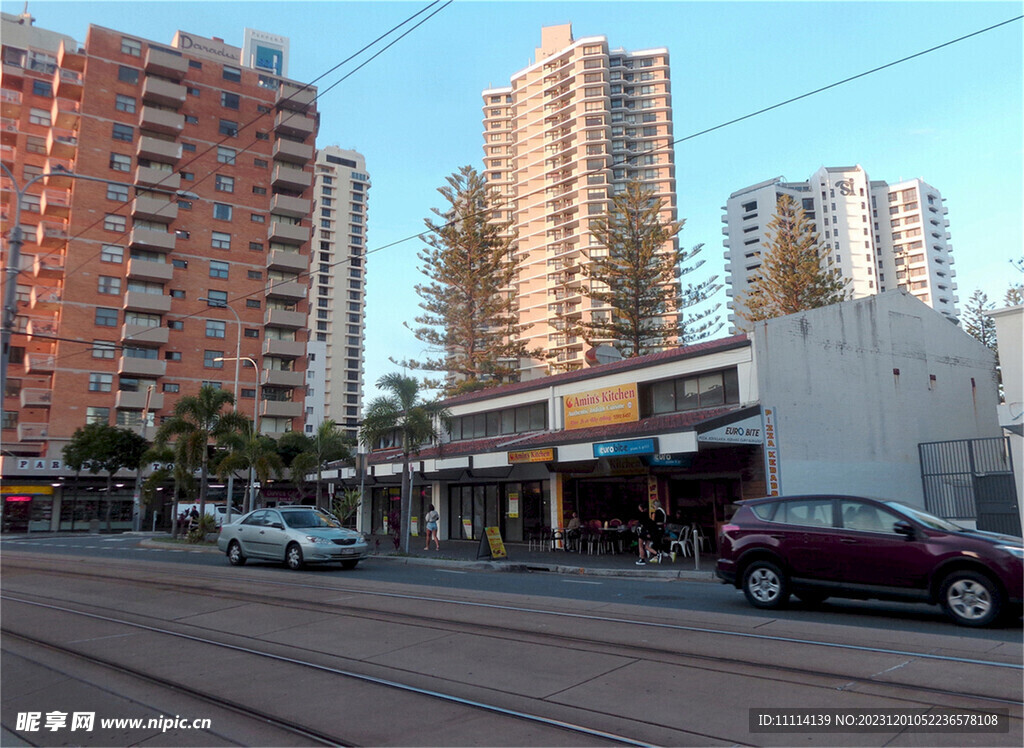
[19,1,35,25]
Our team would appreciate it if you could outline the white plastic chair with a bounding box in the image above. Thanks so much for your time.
[669,526,692,559]
[690,524,709,554]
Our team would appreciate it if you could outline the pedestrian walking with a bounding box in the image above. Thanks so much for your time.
[634,502,656,565]
[423,504,441,550]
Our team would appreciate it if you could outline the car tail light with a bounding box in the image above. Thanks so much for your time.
[721,523,740,535]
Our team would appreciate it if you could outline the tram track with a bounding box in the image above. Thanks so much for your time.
[4,555,1022,717]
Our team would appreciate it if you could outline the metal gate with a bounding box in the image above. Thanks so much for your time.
[919,437,1021,536]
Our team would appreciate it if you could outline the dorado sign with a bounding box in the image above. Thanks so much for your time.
[563,383,639,430]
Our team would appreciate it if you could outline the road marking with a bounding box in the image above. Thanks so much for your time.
[437,569,467,575]
[562,580,602,585]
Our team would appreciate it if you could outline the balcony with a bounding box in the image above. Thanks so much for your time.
[46,129,78,159]
[25,316,57,340]
[118,356,167,378]
[127,257,174,283]
[53,68,83,100]
[44,158,74,187]
[272,138,314,165]
[131,195,178,223]
[142,76,186,108]
[1,117,19,144]
[263,338,305,358]
[145,46,188,80]
[17,423,49,441]
[1,89,21,119]
[261,399,303,419]
[30,286,61,310]
[276,81,316,112]
[264,308,306,329]
[139,106,184,136]
[57,40,86,72]
[25,353,56,374]
[266,249,308,273]
[20,388,52,408]
[123,290,172,314]
[136,135,181,164]
[271,164,311,191]
[273,110,315,139]
[116,389,165,411]
[40,189,70,218]
[261,368,305,388]
[122,322,169,346]
[269,194,311,219]
[129,226,176,253]
[267,221,310,246]
[265,279,307,301]
[0,142,14,167]
[135,165,180,190]
[32,254,64,278]
[50,97,80,129]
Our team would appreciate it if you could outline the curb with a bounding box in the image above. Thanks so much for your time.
[137,538,718,581]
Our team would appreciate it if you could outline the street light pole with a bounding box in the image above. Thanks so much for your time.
[215,354,259,516]
[202,298,241,518]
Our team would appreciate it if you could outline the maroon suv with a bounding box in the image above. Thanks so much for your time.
[716,494,1023,627]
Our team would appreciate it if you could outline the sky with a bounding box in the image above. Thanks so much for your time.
[5,0,1022,399]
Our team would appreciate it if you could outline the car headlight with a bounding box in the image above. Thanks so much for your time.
[305,536,333,545]
[996,545,1024,559]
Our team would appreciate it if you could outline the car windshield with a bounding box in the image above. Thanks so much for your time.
[884,501,964,532]
[282,509,341,529]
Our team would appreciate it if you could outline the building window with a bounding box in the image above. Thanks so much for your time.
[100,244,124,263]
[115,94,136,113]
[254,158,268,168]
[209,260,229,279]
[89,373,113,392]
[222,65,241,82]
[215,175,234,192]
[216,146,236,165]
[218,119,238,137]
[247,270,263,280]
[168,320,184,330]
[106,183,129,202]
[204,350,225,368]
[213,203,232,221]
[109,153,132,172]
[86,407,110,425]
[163,382,180,393]
[112,123,134,142]
[246,299,261,308]
[120,37,142,56]
[249,241,264,251]
[211,231,231,250]
[206,290,228,306]
[118,65,139,84]
[92,340,116,359]
[165,351,182,361]
[220,91,240,109]
[206,320,226,338]
[95,308,119,327]
[244,328,260,338]
[98,276,122,295]
[251,213,265,223]
[28,107,52,126]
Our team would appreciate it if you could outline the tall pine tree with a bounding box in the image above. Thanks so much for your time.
[576,180,720,358]
[397,166,534,394]
[961,288,997,352]
[737,193,847,324]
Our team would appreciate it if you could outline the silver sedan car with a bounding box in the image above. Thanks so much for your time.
[217,506,368,570]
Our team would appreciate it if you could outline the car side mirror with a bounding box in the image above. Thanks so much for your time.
[270,522,284,529]
[893,520,916,540]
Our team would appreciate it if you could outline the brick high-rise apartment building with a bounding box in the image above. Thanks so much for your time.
[482,24,678,378]
[1,13,317,518]
[722,166,957,330]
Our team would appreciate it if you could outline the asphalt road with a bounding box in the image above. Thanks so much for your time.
[2,533,1021,642]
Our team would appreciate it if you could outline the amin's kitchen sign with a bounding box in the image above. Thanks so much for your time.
[563,383,639,431]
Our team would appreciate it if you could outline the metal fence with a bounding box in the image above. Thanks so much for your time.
[919,437,1020,535]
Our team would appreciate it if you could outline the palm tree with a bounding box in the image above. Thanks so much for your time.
[360,373,450,554]
[155,385,248,519]
[290,419,352,510]
[215,419,284,514]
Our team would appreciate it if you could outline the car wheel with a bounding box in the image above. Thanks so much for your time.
[795,591,829,606]
[940,571,1002,627]
[285,543,304,571]
[340,560,359,570]
[227,541,246,566]
[742,560,790,609]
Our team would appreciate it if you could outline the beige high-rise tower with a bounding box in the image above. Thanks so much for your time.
[482,24,678,378]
